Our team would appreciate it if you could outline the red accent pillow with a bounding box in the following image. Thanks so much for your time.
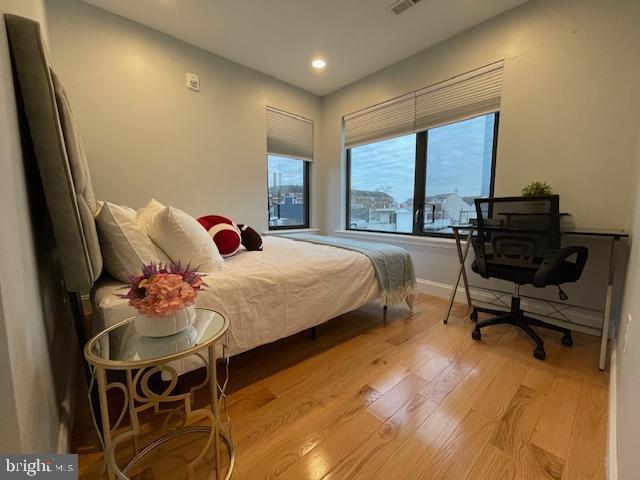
[197,215,241,257]
[197,215,234,230]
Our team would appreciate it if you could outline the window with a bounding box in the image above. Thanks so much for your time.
[266,107,313,230]
[348,134,416,233]
[347,112,498,236]
[344,62,503,236]
[268,155,309,228]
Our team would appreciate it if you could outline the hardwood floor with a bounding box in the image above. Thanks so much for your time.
[72,294,608,479]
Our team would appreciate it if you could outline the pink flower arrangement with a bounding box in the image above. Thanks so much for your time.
[119,263,205,317]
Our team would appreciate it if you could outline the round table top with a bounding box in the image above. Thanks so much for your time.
[84,308,228,369]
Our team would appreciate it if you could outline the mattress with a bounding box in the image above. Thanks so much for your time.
[93,236,380,374]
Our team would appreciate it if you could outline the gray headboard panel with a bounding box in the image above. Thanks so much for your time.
[5,14,102,292]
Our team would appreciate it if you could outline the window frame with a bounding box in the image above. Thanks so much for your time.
[267,155,311,230]
[345,112,499,238]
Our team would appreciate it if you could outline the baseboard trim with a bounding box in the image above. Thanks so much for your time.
[416,278,516,307]
[415,278,602,335]
[416,278,475,301]
[608,347,618,480]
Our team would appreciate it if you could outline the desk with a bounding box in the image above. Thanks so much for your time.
[443,225,628,371]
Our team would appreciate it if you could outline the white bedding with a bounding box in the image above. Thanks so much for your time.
[93,236,380,372]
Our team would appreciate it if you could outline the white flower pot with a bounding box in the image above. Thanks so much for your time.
[134,305,196,338]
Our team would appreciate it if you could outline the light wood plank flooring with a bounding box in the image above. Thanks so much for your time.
[72,294,608,479]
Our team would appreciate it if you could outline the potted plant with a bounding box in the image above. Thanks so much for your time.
[120,263,205,337]
[522,181,552,196]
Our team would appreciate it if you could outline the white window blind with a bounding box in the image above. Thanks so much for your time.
[414,62,503,132]
[343,93,415,149]
[344,61,503,149]
[266,107,314,161]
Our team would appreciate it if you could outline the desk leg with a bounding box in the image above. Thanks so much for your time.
[457,233,472,307]
[96,366,115,480]
[599,237,620,371]
[443,231,472,324]
[209,346,221,480]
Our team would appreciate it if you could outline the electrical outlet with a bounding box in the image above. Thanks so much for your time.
[185,73,200,92]
[623,313,632,354]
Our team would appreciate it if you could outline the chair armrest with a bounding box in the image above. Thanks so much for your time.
[533,246,589,287]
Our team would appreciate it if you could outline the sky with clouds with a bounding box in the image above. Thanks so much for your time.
[268,155,304,188]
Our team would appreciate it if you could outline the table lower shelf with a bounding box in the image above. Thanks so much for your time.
[109,425,234,480]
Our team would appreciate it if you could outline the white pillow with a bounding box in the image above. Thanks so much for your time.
[146,206,224,272]
[137,198,165,231]
[96,202,171,282]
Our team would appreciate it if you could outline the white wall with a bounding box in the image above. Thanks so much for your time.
[615,129,640,480]
[320,0,640,312]
[45,0,323,233]
[0,0,64,452]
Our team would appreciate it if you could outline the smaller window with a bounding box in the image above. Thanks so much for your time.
[266,107,313,230]
[268,155,309,229]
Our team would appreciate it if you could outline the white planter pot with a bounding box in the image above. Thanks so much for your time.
[134,305,196,338]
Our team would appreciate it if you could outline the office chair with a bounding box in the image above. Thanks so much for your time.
[470,195,588,360]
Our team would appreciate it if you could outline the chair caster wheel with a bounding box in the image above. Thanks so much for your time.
[470,311,478,322]
[561,334,573,347]
[471,329,481,341]
[533,347,546,361]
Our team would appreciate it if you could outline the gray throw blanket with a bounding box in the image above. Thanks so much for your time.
[284,234,416,308]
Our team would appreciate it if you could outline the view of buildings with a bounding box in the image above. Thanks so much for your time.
[349,190,478,233]
[268,184,305,227]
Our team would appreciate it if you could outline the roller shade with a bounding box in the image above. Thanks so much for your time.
[343,61,503,149]
[415,62,503,132]
[266,107,314,161]
[343,93,415,149]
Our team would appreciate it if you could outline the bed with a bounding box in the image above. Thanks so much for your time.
[95,235,380,352]
[7,13,414,379]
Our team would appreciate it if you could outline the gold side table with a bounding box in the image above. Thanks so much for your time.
[84,308,234,480]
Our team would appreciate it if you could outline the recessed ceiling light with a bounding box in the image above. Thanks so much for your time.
[311,58,326,70]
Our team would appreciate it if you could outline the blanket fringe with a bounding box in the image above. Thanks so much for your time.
[381,281,417,310]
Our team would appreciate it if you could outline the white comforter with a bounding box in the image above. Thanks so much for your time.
[93,236,380,359]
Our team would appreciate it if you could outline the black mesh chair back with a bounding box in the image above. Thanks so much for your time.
[473,195,560,274]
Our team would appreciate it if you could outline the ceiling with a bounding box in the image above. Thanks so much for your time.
[82,0,528,96]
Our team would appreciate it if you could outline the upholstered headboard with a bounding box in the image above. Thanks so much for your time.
[5,14,102,292]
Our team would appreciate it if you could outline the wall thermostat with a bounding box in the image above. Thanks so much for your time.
[185,73,200,92]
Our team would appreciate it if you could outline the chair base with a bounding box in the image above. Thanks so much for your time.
[470,299,573,361]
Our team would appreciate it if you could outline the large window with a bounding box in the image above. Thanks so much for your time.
[347,112,498,236]
[268,155,309,229]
